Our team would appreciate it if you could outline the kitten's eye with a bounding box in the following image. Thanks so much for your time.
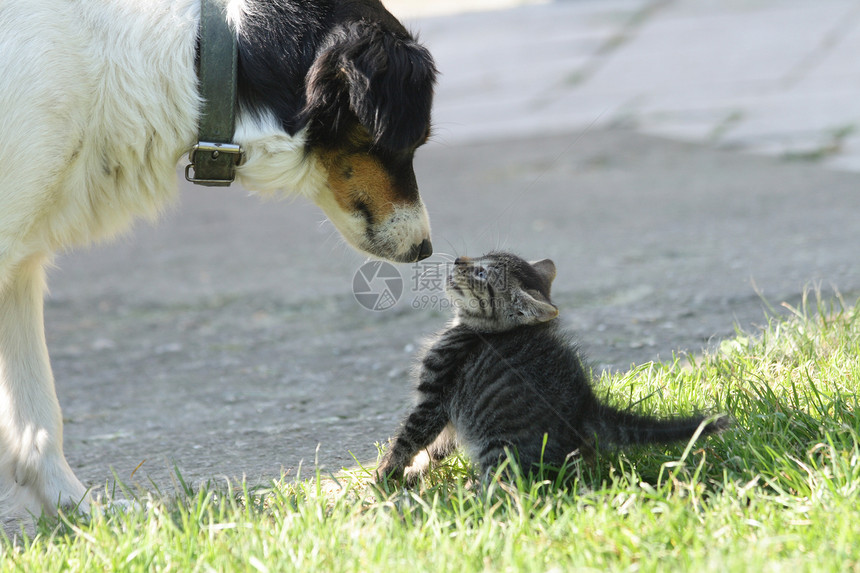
[473,267,487,281]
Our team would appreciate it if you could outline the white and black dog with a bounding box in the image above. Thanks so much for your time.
[0,0,436,522]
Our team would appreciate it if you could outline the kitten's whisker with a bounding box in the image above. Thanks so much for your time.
[442,237,463,260]
[433,252,457,262]
[414,264,444,281]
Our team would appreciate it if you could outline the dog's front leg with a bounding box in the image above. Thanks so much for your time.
[0,256,88,522]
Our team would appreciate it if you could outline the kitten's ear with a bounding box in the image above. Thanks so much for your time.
[516,290,559,324]
[531,259,556,285]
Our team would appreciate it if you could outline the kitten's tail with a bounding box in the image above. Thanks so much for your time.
[584,403,729,447]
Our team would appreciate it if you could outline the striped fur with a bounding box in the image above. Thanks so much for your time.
[376,252,728,483]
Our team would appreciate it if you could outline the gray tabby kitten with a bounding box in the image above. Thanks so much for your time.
[376,251,728,483]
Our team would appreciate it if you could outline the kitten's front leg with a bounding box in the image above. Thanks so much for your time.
[378,332,469,484]
[375,401,448,483]
[403,423,458,484]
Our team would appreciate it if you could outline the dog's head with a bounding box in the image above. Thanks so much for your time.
[234,1,437,263]
[302,20,437,263]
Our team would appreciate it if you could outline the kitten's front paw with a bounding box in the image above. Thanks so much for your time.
[402,450,432,486]
[374,459,404,483]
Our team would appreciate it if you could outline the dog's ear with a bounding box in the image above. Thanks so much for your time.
[303,43,352,142]
[345,27,437,151]
[305,23,437,150]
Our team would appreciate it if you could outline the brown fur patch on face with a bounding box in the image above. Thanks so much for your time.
[316,119,423,227]
[318,149,399,225]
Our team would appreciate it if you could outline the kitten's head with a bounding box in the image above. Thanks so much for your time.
[445,251,558,331]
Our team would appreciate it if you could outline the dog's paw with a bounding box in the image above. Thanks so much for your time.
[9,440,88,516]
[0,469,87,535]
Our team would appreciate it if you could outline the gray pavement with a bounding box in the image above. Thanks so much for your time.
[48,1,860,495]
[393,0,860,170]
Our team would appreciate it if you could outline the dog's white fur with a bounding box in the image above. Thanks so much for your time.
[0,0,430,523]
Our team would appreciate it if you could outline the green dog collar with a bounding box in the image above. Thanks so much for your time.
[185,0,243,186]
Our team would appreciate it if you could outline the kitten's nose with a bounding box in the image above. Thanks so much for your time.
[454,256,471,265]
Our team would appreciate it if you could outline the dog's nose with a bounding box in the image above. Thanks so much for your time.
[415,238,432,261]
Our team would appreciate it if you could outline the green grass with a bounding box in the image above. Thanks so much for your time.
[5,291,860,571]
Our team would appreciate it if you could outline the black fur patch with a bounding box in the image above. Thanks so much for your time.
[236,1,328,135]
[302,21,436,151]
[236,0,437,151]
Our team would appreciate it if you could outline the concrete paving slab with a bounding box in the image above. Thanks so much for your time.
[406,0,860,171]
[787,2,860,88]
[587,11,824,91]
[415,1,651,142]
[711,94,857,145]
[826,134,860,171]
[384,0,550,19]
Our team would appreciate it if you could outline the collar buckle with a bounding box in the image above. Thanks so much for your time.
[188,0,241,187]
[185,142,244,187]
